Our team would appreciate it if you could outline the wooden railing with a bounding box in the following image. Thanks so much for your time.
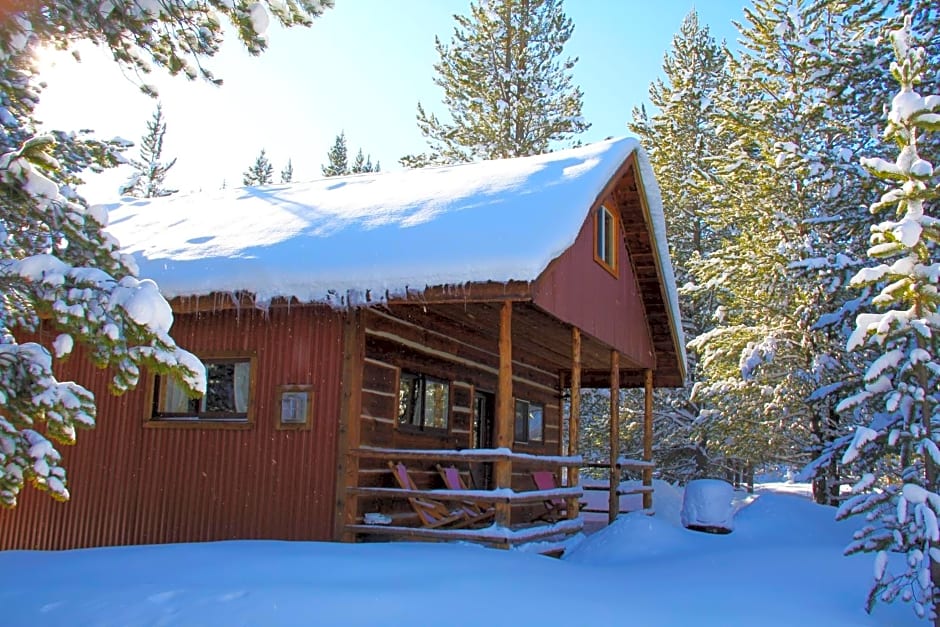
[343,447,656,550]
[579,457,655,523]
[344,447,584,551]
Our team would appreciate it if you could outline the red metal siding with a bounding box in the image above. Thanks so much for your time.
[1,306,344,550]
[532,210,655,368]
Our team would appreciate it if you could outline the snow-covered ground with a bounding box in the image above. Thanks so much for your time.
[0,482,917,626]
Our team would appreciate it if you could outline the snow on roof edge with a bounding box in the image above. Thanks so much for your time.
[631,147,689,382]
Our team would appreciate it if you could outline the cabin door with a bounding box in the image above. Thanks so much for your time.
[471,391,495,489]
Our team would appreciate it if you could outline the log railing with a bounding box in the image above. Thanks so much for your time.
[580,457,655,523]
[345,446,585,551]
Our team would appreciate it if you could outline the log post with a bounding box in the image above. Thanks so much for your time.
[494,301,514,531]
[643,368,654,510]
[609,350,620,525]
[567,327,581,520]
[335,308,365,542]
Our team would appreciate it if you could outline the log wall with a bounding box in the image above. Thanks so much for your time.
[355,309,561,525]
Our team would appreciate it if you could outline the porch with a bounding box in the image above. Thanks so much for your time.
[335,300,660,551]
[342,448,655,550]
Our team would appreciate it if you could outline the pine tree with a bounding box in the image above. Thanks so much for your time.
[280,159,293,183]
[0,0,332,507]
[404,0,589,165]
[627,10,732,482]
[834,17,940,620]
[351,148,379,174]
[686,0,889,494]
[119,103,178,198]
[243,149,274,186]
[322,132,348,177]
[322,134,378,177]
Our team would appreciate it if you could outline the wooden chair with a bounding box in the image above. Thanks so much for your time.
[531,470,584,522]
[436,464,496,526]
[388,461,468,528]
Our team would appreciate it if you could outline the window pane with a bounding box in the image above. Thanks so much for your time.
[203,362,238,412]
[398,373,419,426]
[528,403,544,442]
[233,362,251,413]
[603,209,615,266]
[514,400,527,442]
[423,379,449,429]
[154,357,251,421]
[595,206,615,267]
[162,377,193,413]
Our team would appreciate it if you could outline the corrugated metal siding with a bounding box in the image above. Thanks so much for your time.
[532,204,655,368]
[1,306,344,550]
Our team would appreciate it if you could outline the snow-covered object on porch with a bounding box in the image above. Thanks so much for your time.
[103,137,683,353]
[681,479,735,534]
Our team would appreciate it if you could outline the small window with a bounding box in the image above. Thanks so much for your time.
[514,399,544,443]
[153,357,253,422]
[595,204,617,274]
[398,372,450,431]
[278,384,313,429]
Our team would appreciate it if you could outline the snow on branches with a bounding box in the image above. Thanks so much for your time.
[834,15,940,621]
[1,1,333,507]
[0,136,205,507]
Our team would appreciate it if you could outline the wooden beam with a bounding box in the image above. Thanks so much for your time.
[643,368,654,510]
[609,349,620,525]
[334,308,365,542]
[567,327,581,521]
[495,301,514,530]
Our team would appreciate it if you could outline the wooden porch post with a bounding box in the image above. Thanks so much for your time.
[335,308,365,542]
[609,350,620,525]
[643,369,654,510]
[494,301,514,530]
[567,328,581,520]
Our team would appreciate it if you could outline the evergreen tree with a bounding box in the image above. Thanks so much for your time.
[686,0,888,497]
[404,0,589,165]
[627,10,732,482]
[351,148,379,174]
[0,0,332,507]
[322,132,349,177]
[119,103,178,198]
[243,149,274,186]
[280,159,293,183]
[834,18,940,620]
[322,134,379,177]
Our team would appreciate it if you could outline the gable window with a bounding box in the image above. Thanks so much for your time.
[595,204,618,274]
[153,356,254,423]
[398,372,450,431]
[514,399,544,443]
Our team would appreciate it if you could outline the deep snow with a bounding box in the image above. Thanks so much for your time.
[0,482,919,626]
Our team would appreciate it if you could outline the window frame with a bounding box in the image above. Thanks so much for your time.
[148,352,257,429]
[276,384,314,431]
[594,204,619,277]
[397,371,451,433]
[514,399,544,444]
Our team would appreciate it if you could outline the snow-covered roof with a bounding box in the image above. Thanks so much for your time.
[106,137,684,368]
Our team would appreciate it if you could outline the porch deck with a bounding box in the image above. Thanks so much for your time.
[343,446,654,551]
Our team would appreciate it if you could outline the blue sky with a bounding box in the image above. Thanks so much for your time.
[35,1,746,200]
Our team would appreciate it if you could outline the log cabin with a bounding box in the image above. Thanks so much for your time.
[2,137,686,552]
